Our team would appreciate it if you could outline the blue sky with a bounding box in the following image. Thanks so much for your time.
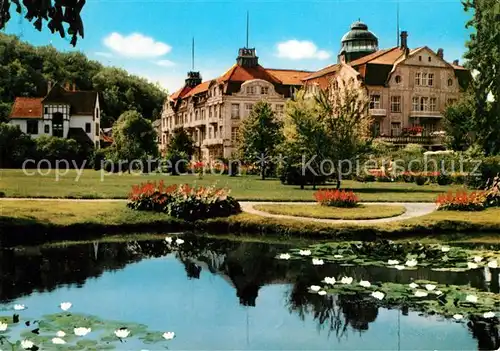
[3,0,471,92]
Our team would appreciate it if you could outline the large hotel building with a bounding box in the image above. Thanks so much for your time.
[160,21,471,160]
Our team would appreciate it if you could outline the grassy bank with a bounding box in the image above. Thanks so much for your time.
[254,204,406,220]
[0,169,462,202]
[2,200,500,246]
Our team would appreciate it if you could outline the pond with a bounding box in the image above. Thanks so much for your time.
[0,236,498,350]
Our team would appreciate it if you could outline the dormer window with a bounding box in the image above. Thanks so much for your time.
[261,86,269,95]
[246,86,256,95]
[395,75,402,84]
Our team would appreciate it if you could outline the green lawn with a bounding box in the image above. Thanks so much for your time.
[254,204,406,220]
[0,169,463,202]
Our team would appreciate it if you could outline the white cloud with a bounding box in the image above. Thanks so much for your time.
[103,32,172,58]
[155,59,176,67]
[276,40,331,60]
[95,52,113,58]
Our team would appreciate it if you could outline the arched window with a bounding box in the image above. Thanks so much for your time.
[395,75,402,84]
[52,112,64,137]
[448,78,453,87]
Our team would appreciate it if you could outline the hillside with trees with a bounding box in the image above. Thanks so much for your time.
[0,33,167,127]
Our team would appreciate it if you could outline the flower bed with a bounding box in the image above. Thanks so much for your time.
[436,191,487,211]
[128,181,241,221]
[314,189,359,208]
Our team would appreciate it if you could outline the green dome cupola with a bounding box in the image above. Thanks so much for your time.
[339,20,379,63]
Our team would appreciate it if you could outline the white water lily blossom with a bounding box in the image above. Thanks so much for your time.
[466,295,478,303]
[340,277,353,285]
[318,290,327,296]
[395,265,405,270]
[175,238,185,245]
[405,259,418,267]
[310,285,321,292]
[425,284,436,291]
[21,340,34,349]
[371,291,385,300]
[74,327,91,336]
[441,246,451,253]
[409,283,419,289]
[163,332,175,340]
[414,291,428,297]
[359,280,371,288]
[14,304,26,311]
[0,322,7,331]
[165,237,173,244]
[434,290,443,296]
[52,338,66,345]
[453,314,464,320]
[324,277,336,285]
[56,331,66,338]
[279,253,291,260]
[483,312,496,319]
[474,256,483,263]
[468,262,478,269]
[488,260,498,269]
[388,260,399,265]
[312,258,324,265]
[299,250,311,256]
[334,255,343,259]
[114,329,130,338]
[60,302,72,311]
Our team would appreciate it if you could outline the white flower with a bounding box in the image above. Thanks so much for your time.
[395,265,405,270]
[465,295,478,303]
[488,260,498,269]
[175,238,184,245]
[299,250,311,256]
[405,259,418,267]
[324,277,336,285]
[163,332,175,340]
[21,340,34,349]
[414,291,428,297]
[74,327,91,336]
[165,237,172,244]
[388,260,399,265]
[359,280,371,288]
[453,314,464,320]
[371,291,385,300]
[114,329,130,338]
[409,283,419,289]
[52,338,66,345]
[0,322,7,331]
[318,290,327,296]
[14,304,26,311]
[312,258,324,265]
[468,262,478,269]
[434,290,443,296]
[340,277,353,285]
[279,253,291,260]
[334,255,343,259]
[441,246,451,253]
[474,256,483,263]
[56,331,66,338]
[310,285,321,292]
[60,302,72,311]
[483,312,495,319]
[425,284,436,291]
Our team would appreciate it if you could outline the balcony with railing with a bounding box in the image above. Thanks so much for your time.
[410,111,443,118]
[369,108,387,117]
[378,135,444,146]
[202,138,224,147]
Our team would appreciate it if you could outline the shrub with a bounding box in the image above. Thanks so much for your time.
[404,143,426,154]
[437,174,452,186]
[356,174,376,183]
[314,189,359,208]
[436,191,487,211]
[415,175,427,186]
[127,181,241,221]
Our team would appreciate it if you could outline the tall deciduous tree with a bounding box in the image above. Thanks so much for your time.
[166,127,195,158]
[463,0,500,155]
[238,101,283,180]
[442,93,474,151]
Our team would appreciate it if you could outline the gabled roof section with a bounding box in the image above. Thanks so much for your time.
[349,47,402,67]
[183,80,212,98]
[265,69,311,85]
[42,84,97,115]
[170,86,192,100]
[9,97,43,119]
[218,64,282,84]
[303,64,341,81]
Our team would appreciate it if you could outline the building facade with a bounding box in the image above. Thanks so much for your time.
[160,48,311,160]
[9,83,101,148]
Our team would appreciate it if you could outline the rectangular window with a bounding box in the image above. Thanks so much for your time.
[261,87,269,94]
[246,86,255,95]
[209,106,213,118]
[421,73,428,86]
[245,103,253,116]
[275,104,284,116]
[421,97,429,111]
[219,126,223,137]
[85,123,91,133]
[44,107,48,114]
[369,95,381,109]
[231,104,240,119]
[44,125,50,134]
[415,72,421,86]
[390,96,401,113]
[447,98,457,106]
[209,126,213,139]
[430,97,437,111]
[428,73,434,87]
[391,122,401,137]
[231,127,239,142]
[412,97,419,111]
[27,120,38,135]
[95,123,100,137]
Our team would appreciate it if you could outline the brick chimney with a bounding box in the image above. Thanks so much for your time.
[437,48,444,59]
[400,31,408,50]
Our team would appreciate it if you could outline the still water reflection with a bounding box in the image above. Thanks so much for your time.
[0,236,498,350]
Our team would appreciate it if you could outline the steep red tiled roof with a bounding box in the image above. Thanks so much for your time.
[218,64,282,84]
[9,98,43,119]
[452,64,468,71]
[183,80,212,98]
[265,69,311,85]
[170,86,192,100]
[303,64,341,81]
[349,47,401,67]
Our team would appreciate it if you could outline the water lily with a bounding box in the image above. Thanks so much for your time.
[56,331,66,338]
[299,250,311,256]
[405,259,418,267]
[359,280,371,288]
[453,314,464,320]
[324,277,336,285]
[334,255,343,259]
[60,302,72,311]
[175,238,185,245]
[395,265,405,270]
[388,260,399,265]
[340,277,353,285]
[310,285,321,292]
[467,262,478,269]
[279,253,291,260]
[425,284,436,291]
[52,338,66,345]
[409,283,419,289]
[74,327,91,336]
[483,312,495,319]
[465,295,478,303]
[312,258,324,265]
[441,246,451,253]
[21,340,34,350]
[414,291,428,297]
[114,328,130,338]
[434,290,443,296]
[14,304,26,311]
[488,260,498,269]
[318,290,327,296]
[371,291,385,300]
[163,332,175,340]
[165,237,172,244]
[474,256,483,263]
[0,322,7,331]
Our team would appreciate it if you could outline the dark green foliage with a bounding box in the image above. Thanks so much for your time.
[415,175,427,186]
[470,156,500,189]
[166,127,195,158]
[165,151,189,175]
[167,196,241,221]
[0,123,36,167]
[443,95,474,151]
[437,174,453,186]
